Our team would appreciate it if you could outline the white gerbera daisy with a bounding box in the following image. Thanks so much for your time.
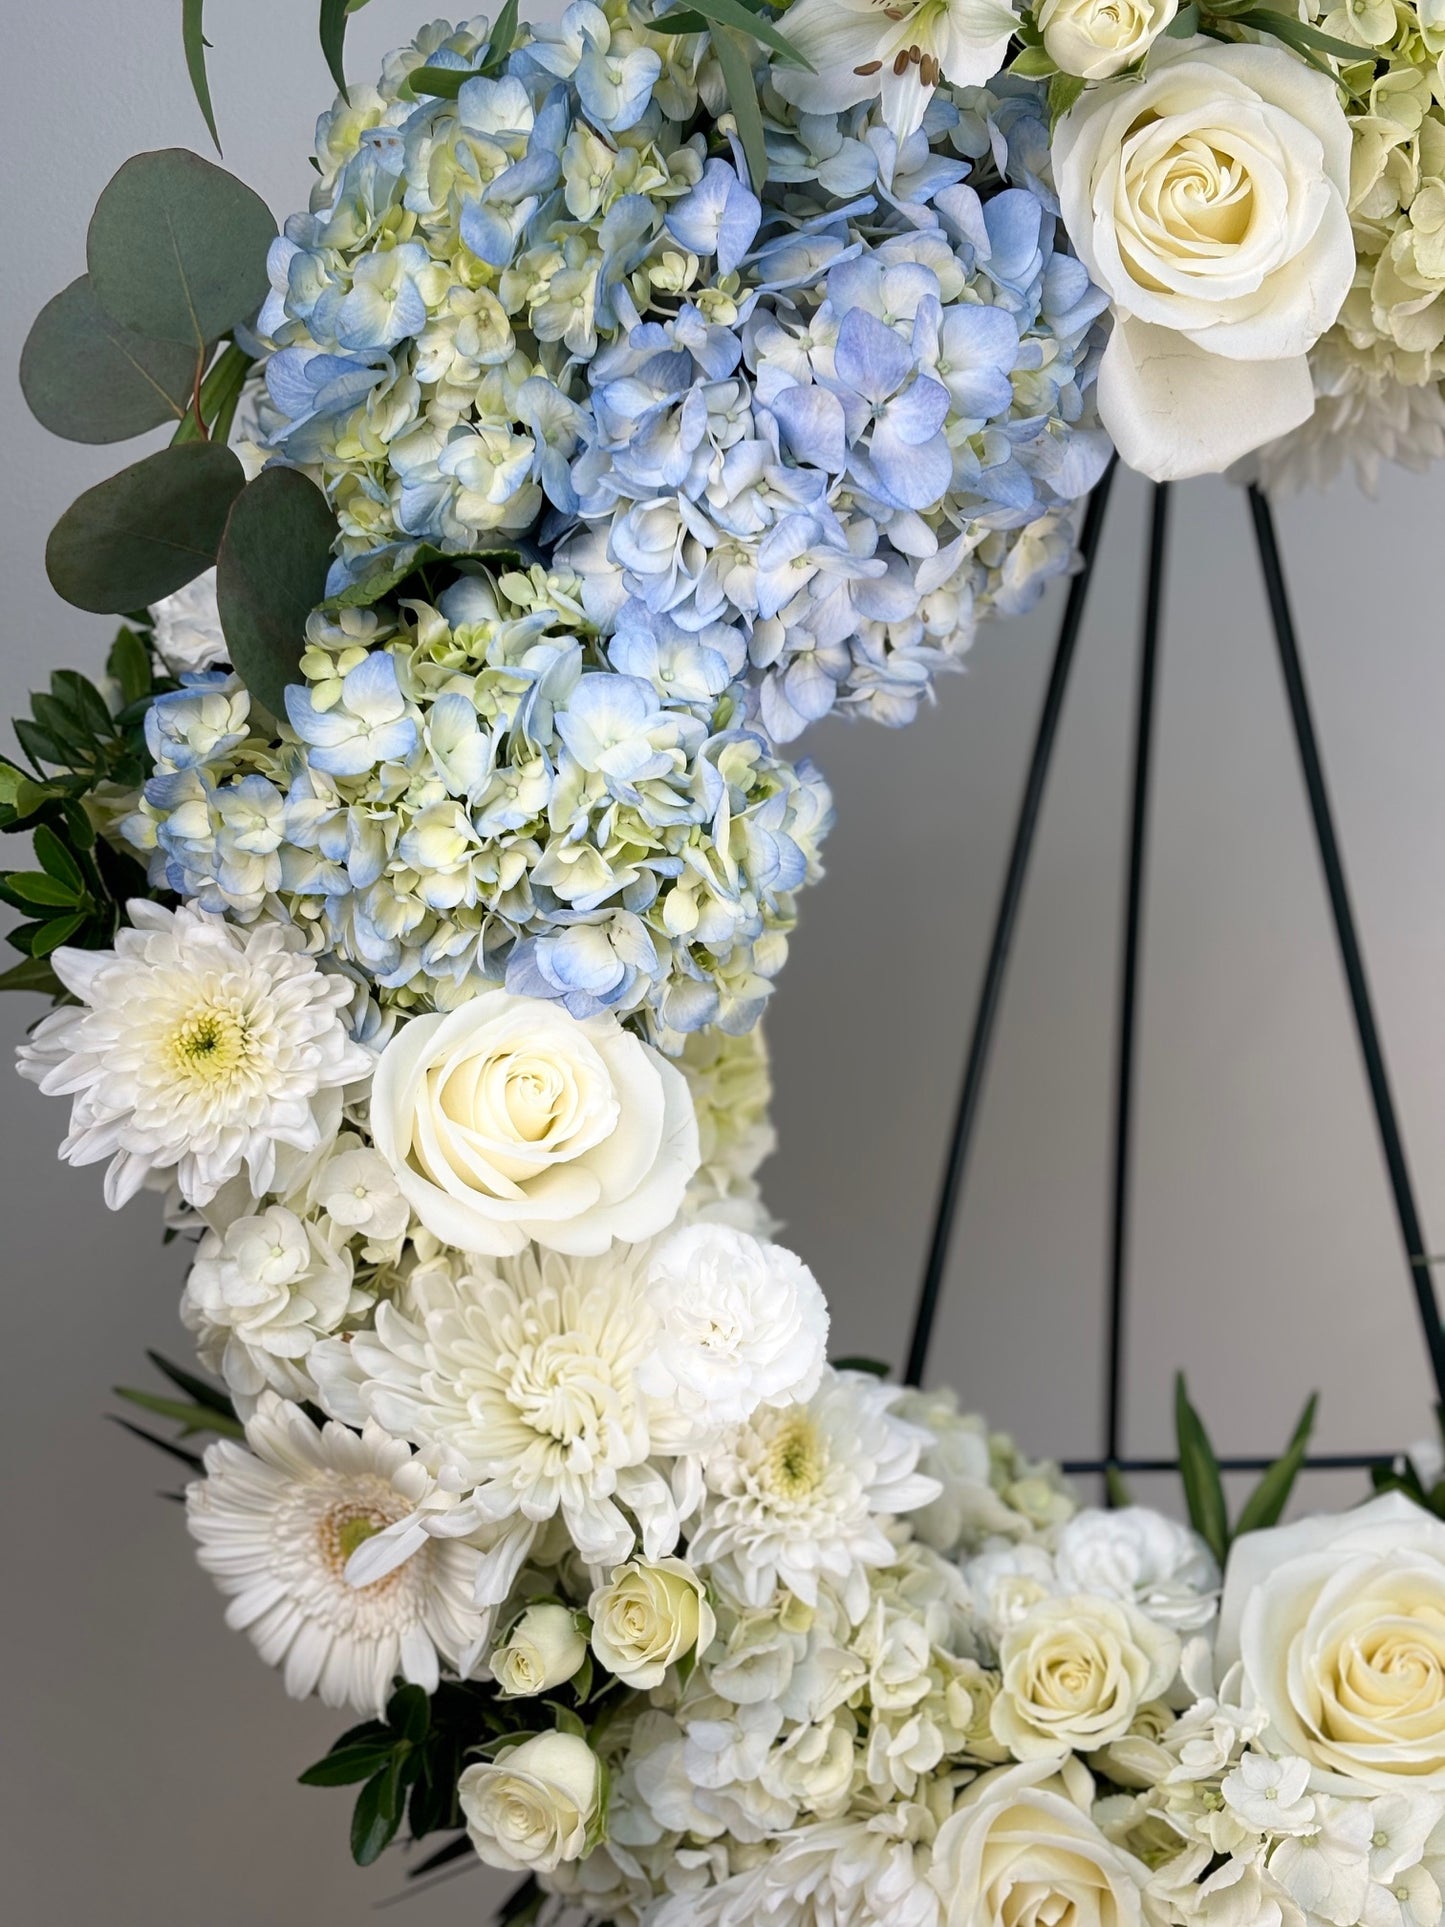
[310,1245,707,1604]
[688,1369,942,1620]
[16,901,371,1208]
[186,1393,488,1714]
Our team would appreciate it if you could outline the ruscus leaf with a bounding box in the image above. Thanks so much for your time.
[215,467,338,718]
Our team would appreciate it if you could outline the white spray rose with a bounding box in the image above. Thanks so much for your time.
[637,1223,829,1431]
[1218,1491,1445,1788]
[1054,40,1354,479]
[490,1604,588,1696]
[1039,0,1177,78]
[589,1556,716,1689]
[370,990,698,1257]
[459,1730,603,1872]
[931,1757,1154,1927]
[993,1594,1180,1757]
[1054,1506,1220,1631]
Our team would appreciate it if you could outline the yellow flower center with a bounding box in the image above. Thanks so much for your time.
[167,1005,252,1085]
[767,1415,827,1498]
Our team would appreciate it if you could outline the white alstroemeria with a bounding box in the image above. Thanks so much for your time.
[774,0,1019,146]
[16,902,370,1208]
[687,1367,941,1620]
[186,1394,488,1715]
[1220,1753,1315,1835]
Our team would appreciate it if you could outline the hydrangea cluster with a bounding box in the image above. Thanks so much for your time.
[256,5,1110,738]
[124,568,830,1037]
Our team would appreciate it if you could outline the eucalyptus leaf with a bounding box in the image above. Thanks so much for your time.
[20,277,199,446]
[216,467,338,718]
[183,0,221,152]
[46,442,245,614]
[87,149,276,351]
[713,25,770,192]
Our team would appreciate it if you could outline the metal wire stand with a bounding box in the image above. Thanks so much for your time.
[903,474,1444,1484]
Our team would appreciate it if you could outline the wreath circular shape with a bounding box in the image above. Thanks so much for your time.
[9,2,1445,1921]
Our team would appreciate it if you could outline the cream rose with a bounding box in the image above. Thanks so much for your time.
[1217,1491,1445,1788]
[1054,39,1354,480]
[589,1556,716,1689]
[1039,0,1177,80]
[458,1729,603,1872]
[490,1604,588,1696]
[370,990,699,1256]
[992,1593,1180,1757]
[930,1757,1153,1927]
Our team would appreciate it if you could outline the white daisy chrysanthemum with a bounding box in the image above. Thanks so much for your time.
[186,1393,489,1714]
[16,901,371,1208]
[309,1244,712,1605]
[688,1369,943,1620]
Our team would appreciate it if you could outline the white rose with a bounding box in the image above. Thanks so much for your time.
[490,1604,588,1696]
[370,990,699,1256]
[964,1544,1059,1646]
[637,1223,829,1430]
[589,1557,716,1689]
[1054,39,1354,479]
[1039,0,1177,78]
[1054,1506,1220,1632]
[992,1593,1180,1757]
[1217,1491,1445,1788]
[931,1757,1154,1927]
[458,1729,602,1872]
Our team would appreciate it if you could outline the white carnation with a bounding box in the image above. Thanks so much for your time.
[1054,1507,1220,1632]
[638,1223,829,1432]
[149,568,229,675]
[16,901,370,1208]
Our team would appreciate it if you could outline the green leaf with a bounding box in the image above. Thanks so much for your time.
[86,149,276,351]
[4,872,81,910]
[51,671,114,740]
[13,719,62,770]
[30,913,86,958]
[1048,72,1087,124]
[1009,43,1058,77]
[20,277,198,445]
[713,25,769,193]
[1163,1,1199,34]
[351,1760,405,1866]
[109,1415,207,1473]
[33,824,86,895]
[656,0,814,68]
[299,1744,398,1787]
[1104,1463,1134,1509]
[0,955,62,997]
[108,627,155,709]
[1174,1373,1229,1566]
[406,64,481,98]
[46,442,245,614]
[321,536,541,612]
[182,0,222,153]
[833,1355,892,1378]
[320,0,354,98]
[1233,9,1370,62]
[480,0,521,74]
[215,467,338,718]
[113,1386,245,1439]
[387,1683,431,1746]
[145,1350,238,1419]
[1234,1392,1318,1538]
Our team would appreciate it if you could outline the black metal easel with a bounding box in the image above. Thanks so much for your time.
[902,466,1445,1482]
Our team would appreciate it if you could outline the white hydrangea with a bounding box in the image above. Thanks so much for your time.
[16,902,371,1208]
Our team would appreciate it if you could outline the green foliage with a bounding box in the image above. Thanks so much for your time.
[46,442,246,613]
[1173,1374,1322,1560]
[712,24,771,191]
[20,277,198,445]
[182,0,221,151]
[108,1353,243,1483]
[654,0,813,68]
[215,467,340,717]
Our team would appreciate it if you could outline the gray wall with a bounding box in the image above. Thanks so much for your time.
[2,4,1442,1922]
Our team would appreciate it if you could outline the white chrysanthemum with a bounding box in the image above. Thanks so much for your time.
[186,1393,489,1714]
[149,567,229,675]
[1053,1507,1219,1633]
[310,1245,707,1603]
[637,1223,829,1432]
[688,1369,942,1620]
[16,902,370,1208]
[180,1205,368,1402]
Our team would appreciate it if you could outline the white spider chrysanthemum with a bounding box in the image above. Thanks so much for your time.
[688,1369,942,1620]
[186,1394,490,1714]
[16,902,371,1208]
[309,1245,712,1605]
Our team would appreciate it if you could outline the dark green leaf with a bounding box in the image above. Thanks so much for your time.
[1105,1463,1134,1509]
[299,1744,399,1788]
[0,955,63,997]
[145,1350,238,1419]
[406,64,480,98]
[30,913,86,958]
[215,467,337,717]
[59,798,98,853]
[12,720,61,770]
[87,149,276,350]
[712,26,769,193]
[480,0,521,74]
[20,276,198,445]
[4,872,81,910]
[108,627,155,709]
[833,1355,892,1378]
[1174,1373,1229,1565]
[656,0,814,68]
[34,825,86,894]
[497,1875,543,1926]
[320,0,354,98]
[183,0,222,153]
[351,1760,405,1866]
[322,538,538,612]
[387,1684,431,1746]
[1233,9,1370,61]
[46,442,245,614]
[113,1386,245,1439]
[108,1414,207,1473]
[1234,1392,1318,1537]
[51,671,114,739]
[29,692,88,757]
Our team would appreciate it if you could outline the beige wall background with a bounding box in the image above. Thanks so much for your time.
[3,4,1443,1921]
